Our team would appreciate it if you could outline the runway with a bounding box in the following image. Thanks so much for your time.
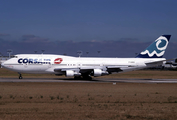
[0,77,177,83]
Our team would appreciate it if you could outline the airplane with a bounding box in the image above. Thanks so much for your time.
[1,35,171,80]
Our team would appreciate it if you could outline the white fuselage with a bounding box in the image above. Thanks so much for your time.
[2,54,165,76]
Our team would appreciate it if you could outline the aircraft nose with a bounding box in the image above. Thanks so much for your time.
[1,60,9,68]
[1,62,5,68]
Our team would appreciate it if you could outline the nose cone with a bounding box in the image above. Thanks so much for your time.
[1,61,7,69]
[1,63,3,67]
[1,57,18,71]
[0,59,13,69]
[1,61,5,68]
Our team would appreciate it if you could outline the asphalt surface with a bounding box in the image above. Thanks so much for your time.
[0,78,177,83]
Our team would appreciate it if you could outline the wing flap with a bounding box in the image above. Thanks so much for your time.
[107,65,129,68]
[54,68,79,72]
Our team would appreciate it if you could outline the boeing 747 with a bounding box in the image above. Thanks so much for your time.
[1,35,171,79]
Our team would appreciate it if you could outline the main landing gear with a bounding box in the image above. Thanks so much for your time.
[83,75,92,80]
[74,75,92,80]
[18,73,23,79]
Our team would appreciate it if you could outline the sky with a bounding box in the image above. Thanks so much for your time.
[0,0,177,58]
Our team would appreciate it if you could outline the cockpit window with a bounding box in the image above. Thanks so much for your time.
[12,55,18,58]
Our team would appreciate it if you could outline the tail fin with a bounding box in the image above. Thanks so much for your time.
[136,35,171,58]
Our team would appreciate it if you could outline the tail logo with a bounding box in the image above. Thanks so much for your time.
[140,36,168,57]
[156,38,168,51]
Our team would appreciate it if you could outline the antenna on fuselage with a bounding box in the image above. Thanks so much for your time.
[97,51,101,56]
[41,50,45,54]
[86,52,89,56]
[77,51,83,58]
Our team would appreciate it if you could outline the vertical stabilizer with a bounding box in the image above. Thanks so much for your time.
[136,35,171,58]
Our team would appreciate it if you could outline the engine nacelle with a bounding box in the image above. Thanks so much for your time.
[93,69,108,77]
[65,70,81,77]
[66,70,74,77]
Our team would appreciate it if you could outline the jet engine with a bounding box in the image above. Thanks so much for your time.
[93,69,109,77]
[66,70,81,77]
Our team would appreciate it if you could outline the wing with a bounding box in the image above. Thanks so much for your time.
[54,65,126,77]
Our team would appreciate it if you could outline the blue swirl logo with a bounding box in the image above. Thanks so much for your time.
[140,36,168,57]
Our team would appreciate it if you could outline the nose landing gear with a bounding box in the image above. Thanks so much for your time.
[18,73,23,79]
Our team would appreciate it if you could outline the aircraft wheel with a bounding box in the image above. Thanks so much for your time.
[19,73,23,79]
[74,76,81,80]
[82,75,92,80]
